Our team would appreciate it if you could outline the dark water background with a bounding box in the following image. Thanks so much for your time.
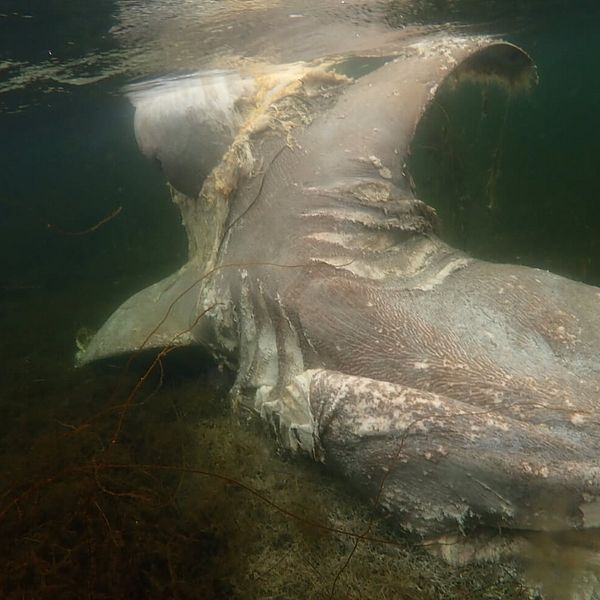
[1,1,600,597]
[2,1,600,372]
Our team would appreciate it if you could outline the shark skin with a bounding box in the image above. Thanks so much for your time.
[77,33,600,577]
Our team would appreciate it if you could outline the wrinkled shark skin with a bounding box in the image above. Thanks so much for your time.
[79,34,600,565]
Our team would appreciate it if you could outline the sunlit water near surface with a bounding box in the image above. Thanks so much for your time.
[1,1,600,598]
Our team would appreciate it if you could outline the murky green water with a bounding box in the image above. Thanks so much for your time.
[1,1,600,598]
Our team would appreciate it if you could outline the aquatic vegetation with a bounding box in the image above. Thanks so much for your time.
[0,342,532,599]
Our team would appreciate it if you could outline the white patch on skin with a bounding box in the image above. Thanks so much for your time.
[415,257,473,291]
[308,239,463,284]
[580,499,600,528]
[301,207,395,228]
[519,461,550,478]
[309,255,388,280]
[478,417,509,432]
[368,154,392,179]
[304,231,358,249]
[408,35,492,65]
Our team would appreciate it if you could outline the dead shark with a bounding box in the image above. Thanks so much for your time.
[77,31,600,594]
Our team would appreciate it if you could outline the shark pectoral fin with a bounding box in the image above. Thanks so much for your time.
[76,262,203,366]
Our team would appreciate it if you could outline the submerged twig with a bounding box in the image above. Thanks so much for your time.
[47,205,123,236]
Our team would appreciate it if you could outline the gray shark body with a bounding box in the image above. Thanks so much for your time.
[79,33,600,554]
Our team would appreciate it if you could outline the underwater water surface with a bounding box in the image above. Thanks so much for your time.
[1,1,600,598]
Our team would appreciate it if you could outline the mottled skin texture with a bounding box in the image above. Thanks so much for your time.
[79,36,600,550]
